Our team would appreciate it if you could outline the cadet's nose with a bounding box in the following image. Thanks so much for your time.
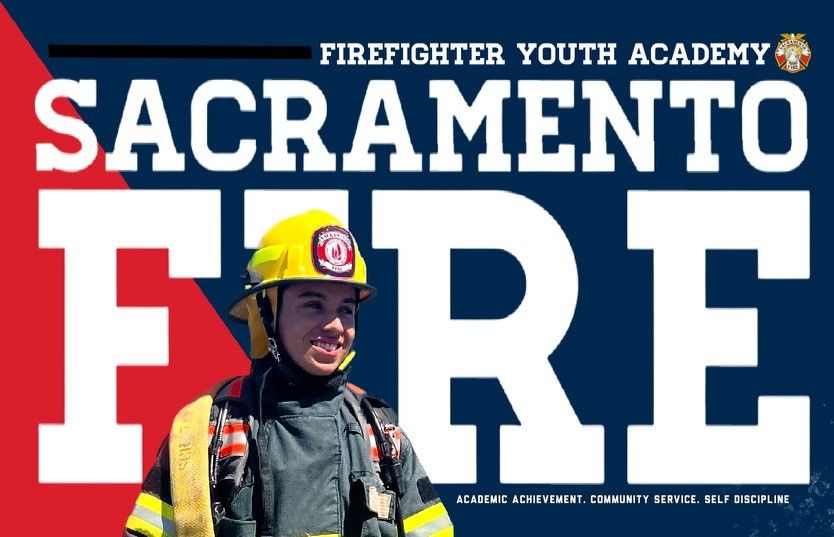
[323,315,344,333]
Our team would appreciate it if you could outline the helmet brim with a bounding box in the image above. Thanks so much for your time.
[226,278,377,322]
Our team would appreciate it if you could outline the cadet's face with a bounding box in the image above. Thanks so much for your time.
[278,282,357,376]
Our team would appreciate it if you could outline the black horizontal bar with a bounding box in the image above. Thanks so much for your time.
[48,44,312,60]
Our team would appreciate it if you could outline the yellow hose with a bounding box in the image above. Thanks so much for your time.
[169,394,215,537]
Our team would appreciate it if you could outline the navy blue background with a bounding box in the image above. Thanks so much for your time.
[7,1,831,534]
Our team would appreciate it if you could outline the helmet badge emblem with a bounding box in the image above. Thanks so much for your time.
[313,226,356,277]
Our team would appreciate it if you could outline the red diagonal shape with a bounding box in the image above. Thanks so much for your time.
[1,5,249,535]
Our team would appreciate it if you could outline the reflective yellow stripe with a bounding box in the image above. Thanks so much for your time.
[126,492,176,536]
[403,502,449,534]
[126,514,175,537]
[136,492,174,520]
[406,513,453,537]
[430,526,454,537]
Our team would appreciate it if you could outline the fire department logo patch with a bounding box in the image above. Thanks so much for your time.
[775,33,811,73]
[312,226,356,277]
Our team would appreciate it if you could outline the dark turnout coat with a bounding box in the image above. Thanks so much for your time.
[124,359,452,537]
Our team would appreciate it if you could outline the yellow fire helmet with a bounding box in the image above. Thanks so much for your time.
[227,210,376,358]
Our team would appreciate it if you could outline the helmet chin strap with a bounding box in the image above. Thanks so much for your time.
[255,289,281,363]
[254,289,307,386]
[253,289,314,386]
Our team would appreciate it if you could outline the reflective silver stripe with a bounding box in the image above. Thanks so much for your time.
[405,513,453,537]
[130,504,177,537]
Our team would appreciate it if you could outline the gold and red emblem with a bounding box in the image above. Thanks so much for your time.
[775,33,811,73]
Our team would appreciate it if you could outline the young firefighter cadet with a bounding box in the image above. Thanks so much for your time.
[123,210,453,537]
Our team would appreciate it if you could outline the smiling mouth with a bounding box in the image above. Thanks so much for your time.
[311,340,340,352]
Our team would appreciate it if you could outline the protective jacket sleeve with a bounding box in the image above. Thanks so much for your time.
[397,431,454,537]
[123,438,176,537]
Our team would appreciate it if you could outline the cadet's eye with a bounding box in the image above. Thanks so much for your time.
[303,301,324,311]
[339,305,355,316]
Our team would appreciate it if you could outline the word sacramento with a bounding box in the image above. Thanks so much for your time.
[36,78,806,174]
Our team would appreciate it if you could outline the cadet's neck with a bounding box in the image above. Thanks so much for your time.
[250,355,346,402]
